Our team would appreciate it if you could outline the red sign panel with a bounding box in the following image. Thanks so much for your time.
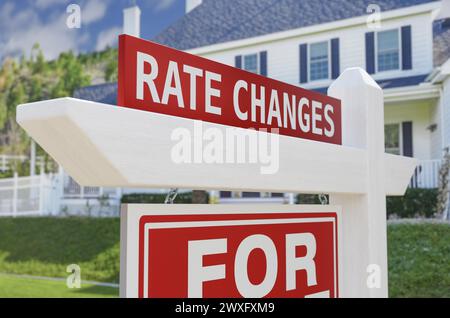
[118,34,342,145]
[138,212,338,298]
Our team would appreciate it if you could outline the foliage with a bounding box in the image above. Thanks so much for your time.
[0,217,120,283]
[436,148,450,219]
[0,43,118,159]
[387,188,438,218]
[121,192,198,204]
[296,194,327,205]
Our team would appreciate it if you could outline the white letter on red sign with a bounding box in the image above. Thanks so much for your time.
[188,238,227,297]
[233,80,248,121]
[205,71,222,115]
[136,52,160,103]
[285,233,317,290]
[234,234,277,298]
[162,61,185,108]
[183,65,203,110]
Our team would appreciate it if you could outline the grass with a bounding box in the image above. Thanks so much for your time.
[387,222,450,298]
[0,217,448,297]
[0,274,118,298]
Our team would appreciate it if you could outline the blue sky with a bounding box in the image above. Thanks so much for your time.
[0,0,185,61]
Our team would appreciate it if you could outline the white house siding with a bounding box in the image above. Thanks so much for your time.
[443,76,450,149]
[384,100,433,160]
[429,98,443,159]
[199,11,434,89]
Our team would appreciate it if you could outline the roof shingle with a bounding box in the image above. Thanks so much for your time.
[153,0,439,50]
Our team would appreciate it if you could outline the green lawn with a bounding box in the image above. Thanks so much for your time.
[0,217,448,298]
[387,222,450,297]
[0,274,118,298]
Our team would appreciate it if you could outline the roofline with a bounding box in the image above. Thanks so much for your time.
[186,1,441,55]
[384,82,440,103]
[427,58,450,83]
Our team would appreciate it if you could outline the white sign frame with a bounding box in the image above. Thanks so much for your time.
[120,204,343,298]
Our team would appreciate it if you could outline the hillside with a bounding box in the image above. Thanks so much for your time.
[0,45,118,172]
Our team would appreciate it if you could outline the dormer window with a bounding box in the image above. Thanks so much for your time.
[309,41,329,81]
[377,29,400,72]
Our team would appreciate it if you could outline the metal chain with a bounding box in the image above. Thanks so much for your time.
[318,193,328,205]
[164,188,179,204]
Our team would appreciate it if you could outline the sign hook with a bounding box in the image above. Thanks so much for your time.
[164,188,179,204]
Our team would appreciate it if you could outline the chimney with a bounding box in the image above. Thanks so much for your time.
[186,0,202,13]
[123,5,141,38]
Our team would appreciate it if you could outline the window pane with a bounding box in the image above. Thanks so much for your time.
[243,54,258,74]
[310,42,329,81]
[377,30,399,72]
[385,124,400,155]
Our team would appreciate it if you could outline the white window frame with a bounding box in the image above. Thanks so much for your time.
[243,53,259,74]
[384,123,403,156]
[308,40,331,82]
[375,28,402,73]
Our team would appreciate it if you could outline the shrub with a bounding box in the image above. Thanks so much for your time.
[296,194,328,204]
[296,189,437,219]
[121,192,200,204]
[386,188,438,218]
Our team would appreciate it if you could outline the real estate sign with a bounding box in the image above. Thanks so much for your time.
[118,34,342,145]
[17,34,417,298]
[120,205,341,298]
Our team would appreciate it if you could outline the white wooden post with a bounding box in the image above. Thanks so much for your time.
[57,166,65,215]
[30,139,36,176]
[1,155,6,171]
[287,193,295,205]
[39,168,45,215]
[328,68,388,298]
[12,172,18,217]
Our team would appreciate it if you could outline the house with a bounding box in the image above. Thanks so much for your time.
[74,0,450,204]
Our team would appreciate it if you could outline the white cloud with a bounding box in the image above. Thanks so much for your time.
[147,0,177,12]
[0,2,90,60]
[35,0,67,9]
[82,0,109,25]
[95,26,122,51]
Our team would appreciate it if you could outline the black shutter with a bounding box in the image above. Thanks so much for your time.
[402,121,413,157]
[235,55,242,69]
[331,38,340,79]
[365,32,375,74]
[259,51,267,76]
[401,25,412,70]
[299,44,308,83]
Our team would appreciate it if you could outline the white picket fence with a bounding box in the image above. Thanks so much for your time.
[0,173,51,216]
[0,171,123,217]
